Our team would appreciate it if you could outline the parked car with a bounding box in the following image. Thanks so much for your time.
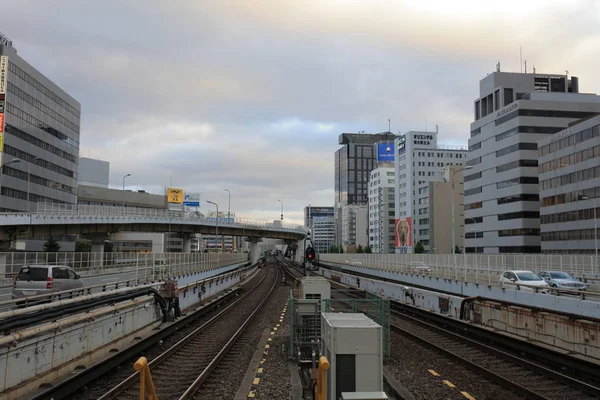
[537,271,587,291]
[499,270,549,293]
[410,262,432,273]
[12,265,85,300]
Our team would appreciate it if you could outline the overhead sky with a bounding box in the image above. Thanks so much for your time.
[2,0,599,225]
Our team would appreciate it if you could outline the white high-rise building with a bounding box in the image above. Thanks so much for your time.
[465,70,600,254]
[394,130,468,253]
[368,166,395,253]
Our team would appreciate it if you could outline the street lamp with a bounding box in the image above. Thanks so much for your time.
[224,189,231,219]
[452,165,473,267]
[581,195,598,271]
[206,200,219,253]
[465,217,478,253]
[278,200,283,222]
[27,157,41,212]
[0,158,21,206]
[122,173,131,209]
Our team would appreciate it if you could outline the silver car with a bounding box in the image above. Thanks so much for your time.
[538,271,587,291]
[12,265,85,300]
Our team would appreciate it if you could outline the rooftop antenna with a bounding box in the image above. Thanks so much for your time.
[496,61,500,72]
[565,70,569,78]
[533,65,536,74]
[520,47,523,73]
[524,60,527,73]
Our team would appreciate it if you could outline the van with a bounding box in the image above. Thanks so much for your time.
[12,265,85,300]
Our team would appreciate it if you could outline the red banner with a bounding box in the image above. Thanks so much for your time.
[395,217,412,247]
[0,114,4,132]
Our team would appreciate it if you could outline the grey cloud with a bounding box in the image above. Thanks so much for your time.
[2,0,600,223]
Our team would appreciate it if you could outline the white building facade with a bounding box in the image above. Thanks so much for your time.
[465,70,600,253]
[312,216,336,253]
[368,166,395,253]
[394,130,468,253]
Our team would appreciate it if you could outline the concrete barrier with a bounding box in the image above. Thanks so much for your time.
[0,261,255,400]
[315,265,600,363]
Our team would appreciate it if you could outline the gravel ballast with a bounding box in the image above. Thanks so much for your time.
[250,297,294,400]
[387,317,517,400]
[193,265,293,400]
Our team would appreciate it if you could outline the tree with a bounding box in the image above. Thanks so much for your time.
[75,239,91,253]
[357,244,364,253]
[43,236,60,252]
[414,241,425,254]
[454,245,462,254]
[328,245,339,253]
[104,241,114,253]
[364,245,372,254]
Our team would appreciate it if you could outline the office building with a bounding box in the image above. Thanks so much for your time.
[334,132,396,244]
[0,34,80,212]
[304,206,334,228]
[465,69,600,253]
[368,166,395,253]
[78,157,109,188]
[539,115,600,253]
[429,166,468,254]
[394,130,467,253]
[304,206,335,253]
[311,216,336,253]
[341,204,368,251]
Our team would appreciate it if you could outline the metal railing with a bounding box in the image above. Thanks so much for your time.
[13,203,306,233]
[320,253,600,289]
[0,251,249,285]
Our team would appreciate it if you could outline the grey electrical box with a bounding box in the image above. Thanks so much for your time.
[321,313,383,400]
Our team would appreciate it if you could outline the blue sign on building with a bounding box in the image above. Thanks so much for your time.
[377,142,394,161]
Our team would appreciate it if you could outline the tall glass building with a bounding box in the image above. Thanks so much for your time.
[334,132,395,245]
[0,33,80,212]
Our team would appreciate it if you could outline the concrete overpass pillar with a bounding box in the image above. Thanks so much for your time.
[249,237,262,265]
[182,234,192,253]
[82,234,109,268]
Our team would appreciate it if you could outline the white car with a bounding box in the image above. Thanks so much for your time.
[499,270,549,293]
[410,262,432,273]
[345,259,362,266]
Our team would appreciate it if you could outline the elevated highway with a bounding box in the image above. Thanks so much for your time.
[0,204,307,244]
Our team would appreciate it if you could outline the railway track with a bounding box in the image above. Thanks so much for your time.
[325,274,600,399]
[391,309,600,400]
[94,264,279,400]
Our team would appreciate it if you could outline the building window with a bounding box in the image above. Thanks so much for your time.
[464,202,482,210]
[465,231,483,239]
[464,172,482,182]
[497,177,538,189]
[466,157,481,166]
[468,142,481,151]
[496,143,538,157]
[464,187,482,196]
[503,88,513,106]
[496,159,538,173]
[498,229,540,237]
[497,211,540,221]
[497,194,539,205]
[499,246,541,253]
